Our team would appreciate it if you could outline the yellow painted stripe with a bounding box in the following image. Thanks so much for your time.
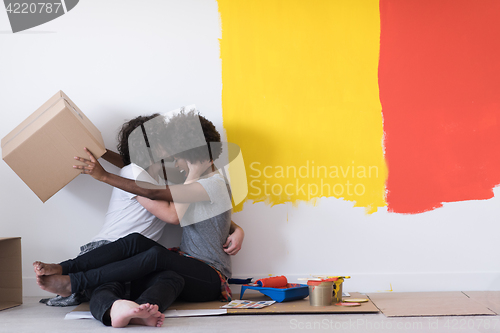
[219,0,386,213]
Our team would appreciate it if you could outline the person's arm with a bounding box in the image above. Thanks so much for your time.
[229,220,241,234]
[169,160,212,222]
[136,197,180,225]
[223,221,244,255]
[135,160,212,224]
[101,150,125,168]
[74,148,210,203]
[102,149,185,184]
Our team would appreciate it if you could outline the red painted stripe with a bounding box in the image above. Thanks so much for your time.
[380,0,500,213]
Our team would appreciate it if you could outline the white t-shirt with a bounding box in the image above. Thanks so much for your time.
[92,164,166,242]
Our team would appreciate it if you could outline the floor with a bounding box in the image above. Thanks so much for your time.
[1,297,499,333]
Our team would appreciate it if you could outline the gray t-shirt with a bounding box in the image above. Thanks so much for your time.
[179,173,232,278]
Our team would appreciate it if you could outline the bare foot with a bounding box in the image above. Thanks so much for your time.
[110,301,165,328]
[33,261,62,276]
[36,275,71,297]
[130,304,165,327]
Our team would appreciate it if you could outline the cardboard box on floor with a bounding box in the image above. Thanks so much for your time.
[1,91,106,202]
[0,238,22,311]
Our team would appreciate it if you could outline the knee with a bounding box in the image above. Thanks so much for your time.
[146,246,164,258]
[121,233,146,249]
[142,246,170,271]
[163,271,184,284]
[124,232,143,242]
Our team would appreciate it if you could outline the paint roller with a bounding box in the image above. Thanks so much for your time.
[255,275,288,288]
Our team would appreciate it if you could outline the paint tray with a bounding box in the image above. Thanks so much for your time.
[240,283,309,303]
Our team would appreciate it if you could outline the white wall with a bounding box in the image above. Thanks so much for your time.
[1,0,499,297]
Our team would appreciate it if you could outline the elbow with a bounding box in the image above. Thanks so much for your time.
[159,214,179,225]
[149,189,172,202]
[166,216,180,225]
[164,209,180,225]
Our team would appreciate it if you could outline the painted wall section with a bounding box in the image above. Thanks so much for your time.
[218,0,387,213]
[380,0,500,214]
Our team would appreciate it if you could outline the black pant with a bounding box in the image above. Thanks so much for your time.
[90,270,184,326]
[60,233,222,302]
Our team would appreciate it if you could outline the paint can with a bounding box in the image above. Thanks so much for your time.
[307,280,333,306]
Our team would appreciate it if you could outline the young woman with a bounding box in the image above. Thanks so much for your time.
[35,111,239,327]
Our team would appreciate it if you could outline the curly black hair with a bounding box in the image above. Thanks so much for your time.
[164,109,222,163]
[117,113,161,166]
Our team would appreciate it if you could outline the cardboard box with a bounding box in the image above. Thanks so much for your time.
[0,238,22,311]
[1,91,106,202]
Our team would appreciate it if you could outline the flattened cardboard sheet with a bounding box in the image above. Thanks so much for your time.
[0,238,22,311]
[71,292,378,316]
[171,291,378,315]
[367,291,496,317]
[72,303,90,312]
[462,291,500,314]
